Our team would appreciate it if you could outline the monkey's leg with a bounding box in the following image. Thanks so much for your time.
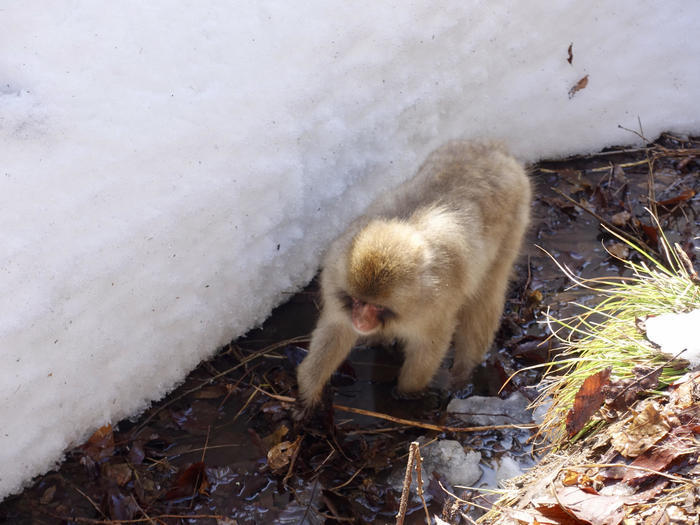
[296,318,357,408]
[396,328,453,395]
[452,254,515,385]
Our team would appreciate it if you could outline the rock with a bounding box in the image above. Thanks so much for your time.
[390,439,482,494]
[446,392,532,425]
[419,439,482,488]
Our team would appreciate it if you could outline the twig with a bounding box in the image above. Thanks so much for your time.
[438,481,497,512]
[71,485,106,519]
[231,388,258,423]
[537,159,648,174]
[58,515,228,524]
[334,403,535,433]
[132,338,304,437]
[331,464,365,491]
[396,441,420,525]
[190,425,212,508]
[607,349,686,407]
[550,186,657,255]
[412,443,431,524]
[574,463,699,485]
[282,435,303,488]
[251,385,295,402]
[675,242,699,283]
[251,387,535,432]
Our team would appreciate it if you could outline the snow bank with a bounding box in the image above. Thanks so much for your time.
[1,0,698,498]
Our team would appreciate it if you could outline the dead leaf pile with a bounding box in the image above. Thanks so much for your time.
[488,371,700,525]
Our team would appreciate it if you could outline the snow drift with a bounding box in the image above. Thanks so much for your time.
[1,0,698,499]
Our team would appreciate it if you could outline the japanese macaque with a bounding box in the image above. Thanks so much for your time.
[296,141,531,410]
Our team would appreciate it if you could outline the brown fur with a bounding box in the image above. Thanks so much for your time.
[297,141,531,409]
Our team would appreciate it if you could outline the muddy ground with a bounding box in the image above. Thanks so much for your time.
[1,133,697,524]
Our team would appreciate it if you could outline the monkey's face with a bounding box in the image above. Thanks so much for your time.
[350,298,387,335]
[336,292,396,335]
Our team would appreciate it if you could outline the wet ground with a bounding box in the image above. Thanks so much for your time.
[1,134,697,524]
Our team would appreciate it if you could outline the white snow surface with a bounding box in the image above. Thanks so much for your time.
[1,0,699,498]
[645,310,700,367]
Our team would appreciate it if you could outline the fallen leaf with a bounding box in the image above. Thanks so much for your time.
[102,462,133,487]
[163,462,209,501]
[640,223,658,249]
[103,487,138,520]
[611,401,670,457]
[622,446,676,485]
[568,75,589,99]
[528,505,585,525]
[606,242,629,260]
[554,486,626,525]
[562,470,580,486]
[610,211,631,227]
[667,372,700,410]
[657,188,695,207]
[82,424,115,461]
[566,368,612,437]
[194,385,228,399]
[604,366,662,412]
[267,438,300,471]
[643,509,670,525]
[262,424,289,449]
[39,485,56,505]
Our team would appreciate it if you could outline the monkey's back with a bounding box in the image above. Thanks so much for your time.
[375,141,528,221]
[323,140,531,292]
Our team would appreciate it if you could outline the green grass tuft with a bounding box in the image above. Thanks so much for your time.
[534,217,699,445]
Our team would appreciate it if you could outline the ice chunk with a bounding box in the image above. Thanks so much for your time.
[446,392,533,426]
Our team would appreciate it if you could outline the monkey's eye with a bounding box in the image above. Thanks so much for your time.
[377,307,396,323]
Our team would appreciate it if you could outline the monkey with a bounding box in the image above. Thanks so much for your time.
[296,141,531,411]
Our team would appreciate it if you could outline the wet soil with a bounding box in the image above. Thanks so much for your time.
[1,134,697,524]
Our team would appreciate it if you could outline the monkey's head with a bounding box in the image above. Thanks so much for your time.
[341,219,430,335]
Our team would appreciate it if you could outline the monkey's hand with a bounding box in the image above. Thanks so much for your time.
[292,397,316,422]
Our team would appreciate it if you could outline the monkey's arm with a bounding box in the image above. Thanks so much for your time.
[297,314,358,408]
[396,322,455,395]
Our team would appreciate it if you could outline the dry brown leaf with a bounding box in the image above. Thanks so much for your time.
[622,446,676,485]
[657,188,695,207]
[532,503,588,525]
[640,223,659,249]
[102,462,133,487]
[262,424,289,449]
[81,424,115,461]
[566,368,612,437]
[604,366,662,412]
[193,385,228,399]
[611,401,670,457]
[267,439,299,471]
[554,486,626,525]
[562,469,580,486]
[666,371,700,410]
[568,75,589,99]
[606,242,629,260]
[163,461,209,500]
[610,211,631,227]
